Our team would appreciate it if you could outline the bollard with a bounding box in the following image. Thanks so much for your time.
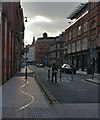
[71,69,73,81]
[71,65,73,81]
[60,69,62,80]
[48,68,50,80]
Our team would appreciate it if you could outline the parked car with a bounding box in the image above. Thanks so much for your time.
[61,64,76,74]
[36,63,44,67]
[21,63,26,68]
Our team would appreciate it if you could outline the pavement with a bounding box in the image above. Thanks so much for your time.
[2,67,99,119]
[77,70,100,85]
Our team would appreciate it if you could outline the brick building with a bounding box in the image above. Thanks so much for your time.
[0,1,2,84]
[63,2,100,73]
[34,33,55,65]
[50,32,65,67]
[2,2,24,84]
[65,3,89,71]
[88,2,100,73]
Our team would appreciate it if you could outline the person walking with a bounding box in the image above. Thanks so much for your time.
[51,63,58,83]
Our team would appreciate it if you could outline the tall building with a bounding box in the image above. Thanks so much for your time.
[64,2,100,73]
[2,2,25,84]
[0,1,2,85]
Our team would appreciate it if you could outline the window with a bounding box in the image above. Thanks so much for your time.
[78,26,81,36]
[91,38,95,48]
[83,22,88,32]
[90,2,96,9]
[68,44,71,53]
[76,40,81,51]
[91,21,96,36]
[82,37,88,50]
[69,32,71,40]
[72,42,75,52]
[73,29,76,38]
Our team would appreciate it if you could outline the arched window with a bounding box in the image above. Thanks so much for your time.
[91,21,96,47]
[91,21,96,36]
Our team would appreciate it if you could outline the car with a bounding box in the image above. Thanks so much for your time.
[61,64,76,74]
[36,63,44,67]
[21,63,26,68]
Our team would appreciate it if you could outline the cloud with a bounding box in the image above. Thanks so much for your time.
[25,15,52,26]
[21,2,87,44]
[22,0,88,2]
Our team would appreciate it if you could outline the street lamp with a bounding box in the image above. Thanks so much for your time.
[24,17,28,80]
[24,17,28,22]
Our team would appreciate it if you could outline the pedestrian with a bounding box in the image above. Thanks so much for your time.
[51,63,58,83]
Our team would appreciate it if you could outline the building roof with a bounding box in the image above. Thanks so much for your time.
[65,10,88,31]
[67,3,88,20]
[37,37,56,40]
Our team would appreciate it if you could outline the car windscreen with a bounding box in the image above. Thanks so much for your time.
[65,64,71,69]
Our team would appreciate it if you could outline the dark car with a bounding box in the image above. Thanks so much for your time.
[61,64,76,74]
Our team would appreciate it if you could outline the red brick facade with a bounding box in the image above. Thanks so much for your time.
[64,2,100,73]
[34,33,55,65]
[2,2,24,84]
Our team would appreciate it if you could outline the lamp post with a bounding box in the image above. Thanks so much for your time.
[24,16,28,80]
[24,17,28,22]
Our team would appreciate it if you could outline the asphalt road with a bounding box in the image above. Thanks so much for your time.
[29,65,98,103]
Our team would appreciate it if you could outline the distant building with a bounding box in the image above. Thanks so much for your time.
[34,33,55,65]
[27,44,34,64]
[50,33,65,66]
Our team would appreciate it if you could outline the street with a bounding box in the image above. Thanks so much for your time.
[29,65,98,104]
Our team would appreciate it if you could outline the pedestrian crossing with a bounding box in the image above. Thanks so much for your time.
[46,70,74,83]
[46,77,73,83]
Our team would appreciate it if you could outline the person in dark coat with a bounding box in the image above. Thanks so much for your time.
[51,63,58,83]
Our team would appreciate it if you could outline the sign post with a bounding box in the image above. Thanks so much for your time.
[89,47,97,79]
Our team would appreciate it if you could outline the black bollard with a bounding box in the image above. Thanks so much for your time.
[60,69,62,80]
[48,68,50,80]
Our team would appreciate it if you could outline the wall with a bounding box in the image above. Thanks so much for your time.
[0,1,2,85]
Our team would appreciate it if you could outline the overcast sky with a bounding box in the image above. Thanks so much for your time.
[21,2,88,45]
